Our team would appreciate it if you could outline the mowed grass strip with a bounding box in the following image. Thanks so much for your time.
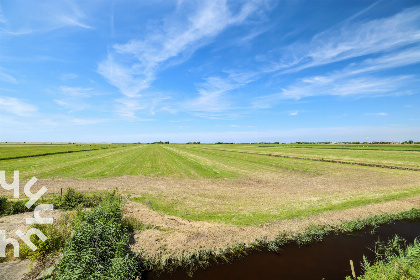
[0,145,237,179]
[132,188,420,226]
[0,143,123,160]
[172,145,338,175]
[198,144,420,168]
[0,145,142,178]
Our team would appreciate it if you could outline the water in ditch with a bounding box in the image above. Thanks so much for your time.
[145,220,420,280]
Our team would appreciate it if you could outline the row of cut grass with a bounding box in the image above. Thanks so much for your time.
[0,143,127,160]
[197,144,420,168]
[0,145,239,179]
[131,188,420,226]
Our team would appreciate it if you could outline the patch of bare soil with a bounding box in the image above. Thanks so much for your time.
[0,210,64,236]
[0,260,30,280]
[0,210,64,279]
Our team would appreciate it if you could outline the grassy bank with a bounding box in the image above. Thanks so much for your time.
[140,208,420,276]
[346,236,420,279]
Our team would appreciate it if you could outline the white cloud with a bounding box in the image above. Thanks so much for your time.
[289,110,298,116]
[114,98,148,120]
[0,96,37,116]
[59,86,92,97]
[182,70,258,117]
[344,47,420,76]
[97,55,152,98]
[184,77,235,113]
[98,0,264,118]
[0,68,18,84]
[54,99,87,112]
[0,0,92,36]
[68,118,106,126]
[61,73,78,80]
[364,112,389,116]
[54,86,94,112]
[254,74,417,108]
[275,7,420,73]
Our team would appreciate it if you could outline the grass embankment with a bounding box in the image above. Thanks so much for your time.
[346,236,420,280]
[142,208,420,276]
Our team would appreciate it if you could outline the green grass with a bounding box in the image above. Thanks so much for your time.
[346,236,420,280]
[2,143,420,228]
[0,145,237,179]
[170,145,330,174]
[141,208,420,276]
[2,144,419,180]
[198,144,420,168]
[0,143,126,160]
[131,187,420,226]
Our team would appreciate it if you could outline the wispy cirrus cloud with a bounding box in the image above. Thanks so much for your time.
[58,86,93,97]
[253,6,420,109]
[182,70,259,118]
[277,6,420,73]
[54,86,94,113]
[0,68,18,84]
[254,74,417,109]
[364,112,388,116]
[60,73,78,80]
[98,0,265,118]
[0,0,92,36]
[0,96,37,116]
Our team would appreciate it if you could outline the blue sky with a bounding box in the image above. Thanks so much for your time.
[0,0,419,143]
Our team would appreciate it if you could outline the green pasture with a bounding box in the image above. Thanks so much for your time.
[198,144,420,168]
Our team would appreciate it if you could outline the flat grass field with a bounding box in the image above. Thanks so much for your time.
[1,143,419,226]
[1,142,420,258]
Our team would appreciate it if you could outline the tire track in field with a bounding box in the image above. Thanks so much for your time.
[195,147,420,171]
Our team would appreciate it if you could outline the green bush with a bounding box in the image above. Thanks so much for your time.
[53,188,105,210]
[19,214,72,261]
[0,196,7,214]
[54,188,84,210]
[0,197,34,216]
[6,200,27,215]
[54,193,141,280]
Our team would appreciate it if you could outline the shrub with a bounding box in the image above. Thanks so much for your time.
[54,193,141,280]
[19,214,72,261]
[53,188,105,210]
[0,196,7,215]
[6,200,27,215]
[54,188,84,210]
